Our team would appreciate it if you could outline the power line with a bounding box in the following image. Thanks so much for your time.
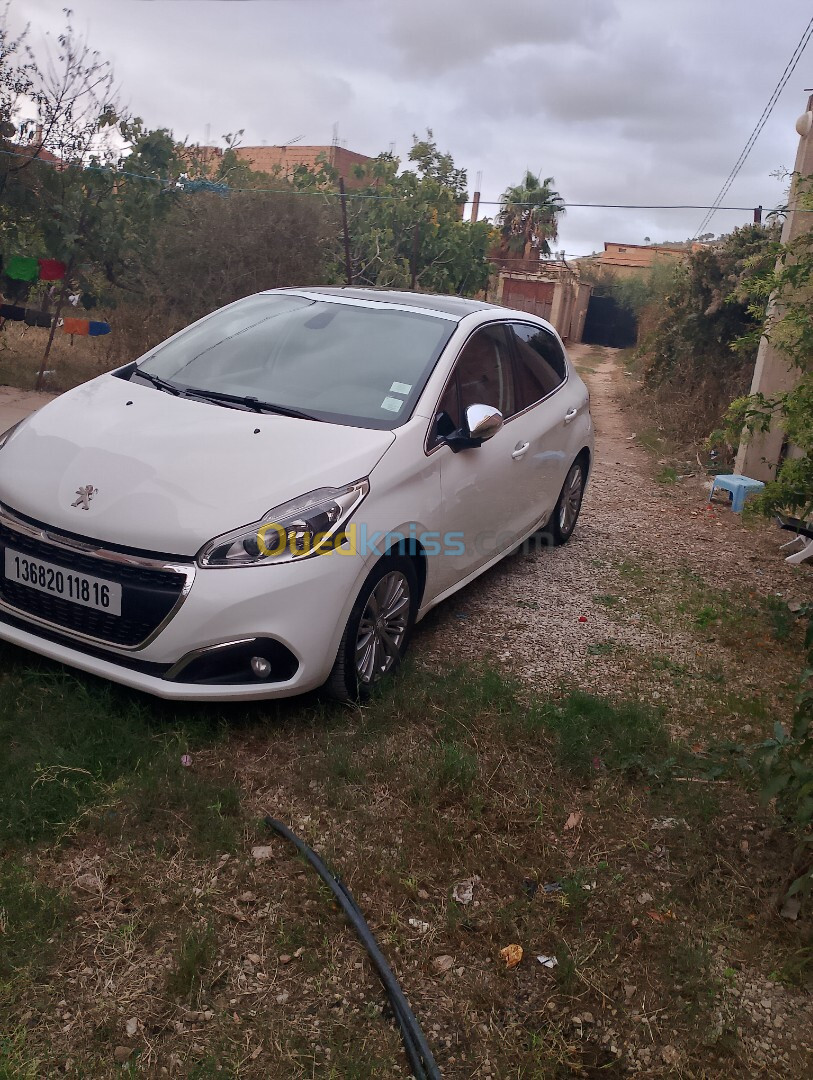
[694,14,813,237]
[0,148,797,213]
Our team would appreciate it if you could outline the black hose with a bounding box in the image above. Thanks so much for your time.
[264,815,442,1080]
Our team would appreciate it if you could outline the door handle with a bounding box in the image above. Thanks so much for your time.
[564,408,578,425]
[511,441,530,460]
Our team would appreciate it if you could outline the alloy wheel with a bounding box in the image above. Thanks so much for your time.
[355,570,411,685]
[559,464,584,535]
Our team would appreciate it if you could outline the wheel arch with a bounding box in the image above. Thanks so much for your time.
[575,445,592,479]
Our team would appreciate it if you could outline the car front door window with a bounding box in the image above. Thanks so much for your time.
[434,324,515,446]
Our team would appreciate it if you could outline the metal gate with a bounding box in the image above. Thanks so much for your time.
[500,278,554,321]
[582,294,638,348]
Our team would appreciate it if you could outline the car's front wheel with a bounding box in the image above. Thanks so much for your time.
[326,555,418,702]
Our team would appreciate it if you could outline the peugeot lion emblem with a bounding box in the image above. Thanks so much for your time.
[71,485,98,510]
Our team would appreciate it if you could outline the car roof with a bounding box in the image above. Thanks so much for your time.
[277,286,497,319]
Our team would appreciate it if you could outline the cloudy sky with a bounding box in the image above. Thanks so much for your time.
[11,0,813,256]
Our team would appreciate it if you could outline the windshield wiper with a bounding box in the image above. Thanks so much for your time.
[132,368,183,396]
[180,387,319,421]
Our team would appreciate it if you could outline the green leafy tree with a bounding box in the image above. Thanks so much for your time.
[637,224,778,439]
[497,171,565,258]
[342,133,492,295]
[0,11,184,386]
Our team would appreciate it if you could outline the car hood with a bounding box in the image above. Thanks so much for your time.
[0,376,395,556]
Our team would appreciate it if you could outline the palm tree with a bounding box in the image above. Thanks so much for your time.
[497,172,565,259]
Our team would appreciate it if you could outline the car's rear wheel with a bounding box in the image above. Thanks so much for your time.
[326,555,418,702]
[543,459,586,546]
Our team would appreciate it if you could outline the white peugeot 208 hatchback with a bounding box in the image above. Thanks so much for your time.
[0,288,593,701]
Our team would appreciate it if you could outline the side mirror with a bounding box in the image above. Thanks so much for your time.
[466,404,503,442]
[441,403,504,452]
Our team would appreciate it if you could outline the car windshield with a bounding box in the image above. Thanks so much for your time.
[135,293,456,429]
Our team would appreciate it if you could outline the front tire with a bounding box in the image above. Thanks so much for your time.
[326,555,418,702]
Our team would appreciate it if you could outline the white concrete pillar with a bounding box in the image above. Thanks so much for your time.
[736,96,813,480]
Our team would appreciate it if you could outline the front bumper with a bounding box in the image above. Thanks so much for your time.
[0,519,371,700]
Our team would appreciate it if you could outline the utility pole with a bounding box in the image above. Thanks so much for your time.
[339,177,352,286]
[736,95,813,480]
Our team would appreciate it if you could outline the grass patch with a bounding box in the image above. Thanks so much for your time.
[0,645,234,851]
[120,748,243,857]
[587,640,618,656]
[0,864,70,978]
[0,1032,40,1080]
[528,690,672,776]
[593,594,621,608]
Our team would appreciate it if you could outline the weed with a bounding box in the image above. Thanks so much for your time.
[0,650,230,848]
[656,465,679,484]
[635,429,666,454]
[764,596,795,642]
[587,640,617,656]
[323,742,365,785]
[618,559,647,582]
[776,943,813,990]
[593,594,621,608]
[695,605,722,629]
[667,939,719,1016]
[166,923,217,1000]
[186,1051,239,1079]
[553,940,579,996]
[651,655,689,676]
[558,871,594,921]
[275,918,309,955]
[434,740,478,792]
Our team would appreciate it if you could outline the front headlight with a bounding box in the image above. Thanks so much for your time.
[198,479,369,567]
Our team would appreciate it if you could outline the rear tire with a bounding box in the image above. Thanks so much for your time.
[542,459,586,546]
[326,555,419,702]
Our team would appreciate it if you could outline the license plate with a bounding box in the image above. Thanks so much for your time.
[3,548,122,616]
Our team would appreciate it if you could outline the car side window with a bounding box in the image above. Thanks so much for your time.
[456,324,515,418]
[432,324,515,445]
[511,323,567,410]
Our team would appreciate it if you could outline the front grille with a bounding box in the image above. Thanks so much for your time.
[0,523,189,647]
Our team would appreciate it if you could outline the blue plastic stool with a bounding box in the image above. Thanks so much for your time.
[709,474,765,513]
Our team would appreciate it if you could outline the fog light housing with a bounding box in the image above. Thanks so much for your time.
[250,656,272,679]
